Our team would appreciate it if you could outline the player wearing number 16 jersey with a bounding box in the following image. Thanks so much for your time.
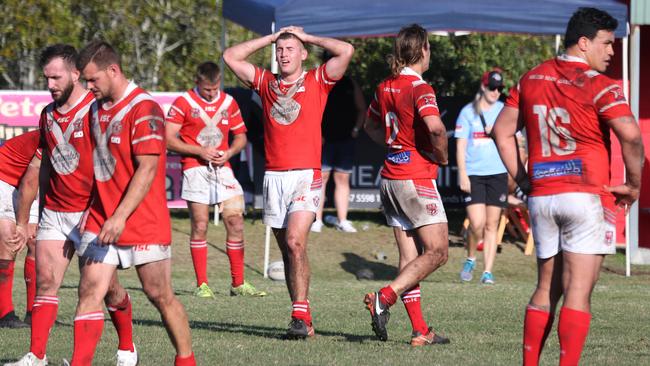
[363,24,450,347]
[492,8,644,366]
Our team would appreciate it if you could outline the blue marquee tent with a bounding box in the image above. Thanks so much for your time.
[223,0,628,38]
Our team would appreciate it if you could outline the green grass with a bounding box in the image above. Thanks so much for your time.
[1,209,649,365]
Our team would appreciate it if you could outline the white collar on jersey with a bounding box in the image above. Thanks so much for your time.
[400,66,423,79]
[56,90,91,115]
[557,54,589,65]
[102,81,138,111]
[192,87,221,104]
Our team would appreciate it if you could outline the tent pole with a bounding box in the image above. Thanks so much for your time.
[623,23,630,277]
[271,22,278,74]
[627,24,641,272]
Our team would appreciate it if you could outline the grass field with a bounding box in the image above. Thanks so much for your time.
[1,209,649,366]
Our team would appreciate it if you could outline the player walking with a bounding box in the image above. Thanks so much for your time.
[363,24,450,346]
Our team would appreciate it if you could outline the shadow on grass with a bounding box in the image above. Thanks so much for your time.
[132,318,377,342]
[339,252,397,281]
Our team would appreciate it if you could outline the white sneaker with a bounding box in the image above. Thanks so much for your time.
[336,220,357,233]
[310,219,323,233]
[4,353,48,366]
[116,344,138,366]
[323,215,338,226]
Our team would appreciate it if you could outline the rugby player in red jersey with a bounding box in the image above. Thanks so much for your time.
[7,44,136,366]
[0,131,39,330]
[69,41,195,366]
[224,26,354,338]
[363,24,450,346]
[166,61,265,299]
[492,8,644,365]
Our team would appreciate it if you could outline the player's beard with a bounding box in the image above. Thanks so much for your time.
[53,81,74,105]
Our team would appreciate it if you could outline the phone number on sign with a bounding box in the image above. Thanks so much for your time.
[349,193,381,203]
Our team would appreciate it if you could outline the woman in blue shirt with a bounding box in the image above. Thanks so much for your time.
[454,69,508,285]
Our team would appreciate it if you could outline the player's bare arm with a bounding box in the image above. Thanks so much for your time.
[223,32,281,87]
[363,116,385,146]
[165,122,220,163]
[213,132,247,167]
[456,138,470,193]
[492,106,530,193]
[98,154,158,244]
[422,115,448,166]
[283,26,354,80]
[11,154,41,251]
[604,115,645,206]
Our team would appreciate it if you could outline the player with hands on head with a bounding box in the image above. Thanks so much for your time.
[224,24,354,339]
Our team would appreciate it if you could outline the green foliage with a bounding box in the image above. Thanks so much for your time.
[1,2,554,97]
[347,33,556,100]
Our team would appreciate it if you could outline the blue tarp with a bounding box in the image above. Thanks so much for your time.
[223,0,628,38]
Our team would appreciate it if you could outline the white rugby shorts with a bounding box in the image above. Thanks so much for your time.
[0,179,39,224]
[77,231,171,269]
[181,165,243,205]
[529,192,617,259]
[380,178,447,230]
[36,208,85,244]
[263,169,322,229]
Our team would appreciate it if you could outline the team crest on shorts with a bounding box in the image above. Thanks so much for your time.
[426,203,438,216]
[313,196,320,208]
[499,194,507,202]
[605,231,614,246]
[191,108,200,118]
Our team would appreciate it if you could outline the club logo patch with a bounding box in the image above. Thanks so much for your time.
[426,203,438,216]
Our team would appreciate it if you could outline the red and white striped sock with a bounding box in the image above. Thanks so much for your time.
[24,256,36,313]
[401,285,429,335]
[190,240,208,286]
[0,259,15,318]
[291,301,312,326]
[71,311,105,365]
[107,294,134,352]
[30,296,59,359]
[226,240,244,287]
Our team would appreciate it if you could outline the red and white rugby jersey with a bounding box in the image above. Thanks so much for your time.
[0,130,41,188]
[85,82,171,246]
[251,64,336,170]
[367,67,441,180]
[506,55,633,197]
[39,91,95,212]
[166,88,246,170]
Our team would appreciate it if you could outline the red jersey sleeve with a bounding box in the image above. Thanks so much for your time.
[592,76,633,121]
[166,96,188,125]
[367,91,381,123]
[228,100,247,135]
[315,63,338,93]
[505,83,520,109]
[413,83,439,118]
[251,66,273,94]
[131,100,165,155]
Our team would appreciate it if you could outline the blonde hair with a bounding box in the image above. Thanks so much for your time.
[388,24,428,77]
